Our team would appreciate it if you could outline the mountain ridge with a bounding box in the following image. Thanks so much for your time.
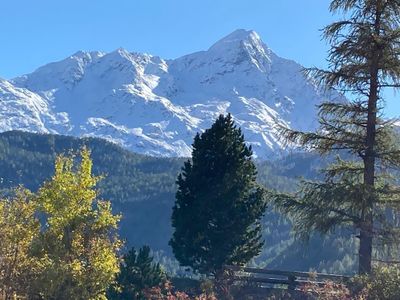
[1,29,342,158]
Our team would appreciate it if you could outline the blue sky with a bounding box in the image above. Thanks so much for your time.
[1,0,398,117]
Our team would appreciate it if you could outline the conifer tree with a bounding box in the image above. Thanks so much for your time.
[170,114,266,276]
[108,246,166,300]
[271,0,400,274]
[31,148,121,299]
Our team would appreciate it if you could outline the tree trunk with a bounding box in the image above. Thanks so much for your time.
[359,64,377,275]
[214,268,234,300]
[360,100,376,274]
[359,221,373,274]
[359,0,382,275]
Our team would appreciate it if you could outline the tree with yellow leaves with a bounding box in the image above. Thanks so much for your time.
[31,148,121,300]
[0,188,40,300]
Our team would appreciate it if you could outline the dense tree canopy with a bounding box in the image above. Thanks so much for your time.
[0,131,368,276]
[0,189,40,299]
[170,114,267,275]
[31,148,121,300]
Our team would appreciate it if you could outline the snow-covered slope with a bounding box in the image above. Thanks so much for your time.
[1,30,340,158]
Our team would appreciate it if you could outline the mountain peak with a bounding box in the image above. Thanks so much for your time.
[202,29,273,73]
[209,29,264,51]
[220,29,260,41]
[70,50,104,60]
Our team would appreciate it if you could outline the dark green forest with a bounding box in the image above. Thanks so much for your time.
[0,130,357,275]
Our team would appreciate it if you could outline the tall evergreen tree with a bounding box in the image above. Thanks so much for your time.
[271,0,400,274]
[169,114,266,276]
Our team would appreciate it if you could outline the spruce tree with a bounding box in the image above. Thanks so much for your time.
[169,114,266,276]
[271,0,400,274]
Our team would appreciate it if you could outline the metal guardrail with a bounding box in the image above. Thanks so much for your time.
[225,265,351,290]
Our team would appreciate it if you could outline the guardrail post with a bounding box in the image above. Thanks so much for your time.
[288,275,296,290]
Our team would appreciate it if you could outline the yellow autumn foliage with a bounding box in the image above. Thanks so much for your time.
[30,148,122,300]
[0,188,41,299]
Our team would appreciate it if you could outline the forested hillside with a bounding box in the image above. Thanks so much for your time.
[0,131,357,274]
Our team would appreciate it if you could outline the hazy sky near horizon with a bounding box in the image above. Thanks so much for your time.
[1,0,399,117]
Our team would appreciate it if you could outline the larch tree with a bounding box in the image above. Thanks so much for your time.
[271,0,400,274]
[169,114,266,276]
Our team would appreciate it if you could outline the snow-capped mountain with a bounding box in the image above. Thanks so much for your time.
[1,30,340,158]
